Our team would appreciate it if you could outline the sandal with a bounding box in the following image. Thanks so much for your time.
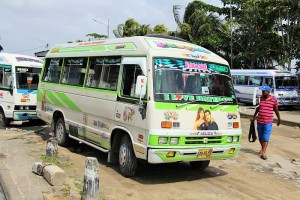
[260,155,267,160]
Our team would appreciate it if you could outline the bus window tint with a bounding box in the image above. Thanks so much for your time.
[16,67,41,90]
[43,58,63,83]
[248,76,262,86]
[61,58,87,86]
[275,76,298,88]
[86,57,121,90]
[122,65,144,98]
[235,75,248,85]
[0,67,12,89]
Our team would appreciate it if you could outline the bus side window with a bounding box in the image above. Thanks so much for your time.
[61,57,87,86]
[236,75,248,85]
[0,67,12,89]
[121,65,144,98]
[43,58,63,83]
[249,76,262,86]
[264,77,273,88]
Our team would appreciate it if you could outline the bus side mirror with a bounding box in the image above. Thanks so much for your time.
[8,76,14,95]
[135,76,147,98]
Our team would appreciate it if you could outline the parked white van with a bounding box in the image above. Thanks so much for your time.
[0,53,43,126]
[231,69,300,106]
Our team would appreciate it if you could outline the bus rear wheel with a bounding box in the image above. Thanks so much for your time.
[190,160,210,170]
[119,135,138,177]
[55,117,69,147]
[0,110,10,127]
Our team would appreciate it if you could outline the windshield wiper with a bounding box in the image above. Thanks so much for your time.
[176,100,202,108]
[210,101,228,109]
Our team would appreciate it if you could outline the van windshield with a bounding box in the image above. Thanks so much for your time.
[154,58,236,103]
[275,76,299,89]
[16,67,41,90]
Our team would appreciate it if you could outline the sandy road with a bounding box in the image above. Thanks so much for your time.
[1,118,300,200]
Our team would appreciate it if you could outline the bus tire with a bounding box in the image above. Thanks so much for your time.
[119,135,138,177]
[0,110,10,127]
[55,117,69,147]
[190,160,210,170]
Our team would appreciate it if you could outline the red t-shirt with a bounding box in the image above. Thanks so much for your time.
[257,96,278,124]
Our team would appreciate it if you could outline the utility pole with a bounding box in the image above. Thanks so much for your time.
[93,18,110,38]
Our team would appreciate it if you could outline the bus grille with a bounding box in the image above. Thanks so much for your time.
[185,136,222,145]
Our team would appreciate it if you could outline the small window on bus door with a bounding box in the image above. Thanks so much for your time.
[43,58,63,83]
[121,64,144,98]
[86,56,121,90]
[61,57,87,86]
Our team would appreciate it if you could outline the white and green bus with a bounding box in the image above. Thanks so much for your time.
[37,36,241,176]
[0,53,43,126]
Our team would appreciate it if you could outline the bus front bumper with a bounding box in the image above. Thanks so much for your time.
[147,145,240,164]
[13,111,38,120]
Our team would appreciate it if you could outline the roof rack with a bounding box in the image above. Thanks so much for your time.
[145,34,188,42]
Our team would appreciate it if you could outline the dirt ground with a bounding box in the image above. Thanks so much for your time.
[1,118,300,200]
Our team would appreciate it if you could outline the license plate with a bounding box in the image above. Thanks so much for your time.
[197,149,213,158]
[289,100,293,104]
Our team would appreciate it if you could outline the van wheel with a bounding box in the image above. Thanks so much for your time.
[119,135,138,177]
[55,117,69,146]
[0,110,10,127]
[190,160,210,170]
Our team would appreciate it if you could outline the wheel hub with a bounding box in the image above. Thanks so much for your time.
[119,144,127,167]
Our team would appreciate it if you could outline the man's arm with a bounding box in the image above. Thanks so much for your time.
[252,106,259,121]
[274,106,281,126]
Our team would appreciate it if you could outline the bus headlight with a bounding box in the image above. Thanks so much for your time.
[233,136,239,142]
[170,137,179,145]
[20,106,24,110]
[158,137,168,144]
[227,136,233,143]
[25,106,30,110]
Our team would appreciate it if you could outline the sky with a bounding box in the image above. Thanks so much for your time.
[0,0,222,56]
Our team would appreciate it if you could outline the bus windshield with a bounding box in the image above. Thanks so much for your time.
[16,67,41,90]
[154,58,236,103]
[275,76,299,89]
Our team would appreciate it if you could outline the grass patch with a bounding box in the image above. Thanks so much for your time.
[40,155,61,166]
[25,140,36,144]
[74,181,83,191]
[40,155,73,168]
[62,183,71,197]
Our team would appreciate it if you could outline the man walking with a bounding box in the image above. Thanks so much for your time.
[252,86,281,160]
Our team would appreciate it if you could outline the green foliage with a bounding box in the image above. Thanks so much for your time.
[153,24,169,35]
[86,33,108,39]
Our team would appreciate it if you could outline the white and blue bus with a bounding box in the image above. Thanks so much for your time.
[231,69,300,106]
[0,53,43,126]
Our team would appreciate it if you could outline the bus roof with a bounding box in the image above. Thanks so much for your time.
[0,53,43,67]
[46,36,229,66]
[230,69,297,77]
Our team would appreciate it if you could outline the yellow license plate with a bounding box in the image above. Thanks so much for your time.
[197,149,213,158]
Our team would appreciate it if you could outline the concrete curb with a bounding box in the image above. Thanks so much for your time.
[241,113,300,127]
[0,167,23,200]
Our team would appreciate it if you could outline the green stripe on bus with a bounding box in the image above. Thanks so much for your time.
[46,91,64,107]
[37,90,42,101]
[55,92,81,112]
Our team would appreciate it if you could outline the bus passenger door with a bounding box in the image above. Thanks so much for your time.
[0,65,14,119]
[115,57,148,158]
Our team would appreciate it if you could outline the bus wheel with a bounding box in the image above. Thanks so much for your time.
[0,110,10,127]
[55,117,69,147]
[119,135,138,177]
[190,160,210,170]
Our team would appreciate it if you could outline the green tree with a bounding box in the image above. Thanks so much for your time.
[86,33,108,39]
[153,24,169,35]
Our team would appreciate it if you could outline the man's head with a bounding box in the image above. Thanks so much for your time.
[259,86,271,98]
[204,110,212,122]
